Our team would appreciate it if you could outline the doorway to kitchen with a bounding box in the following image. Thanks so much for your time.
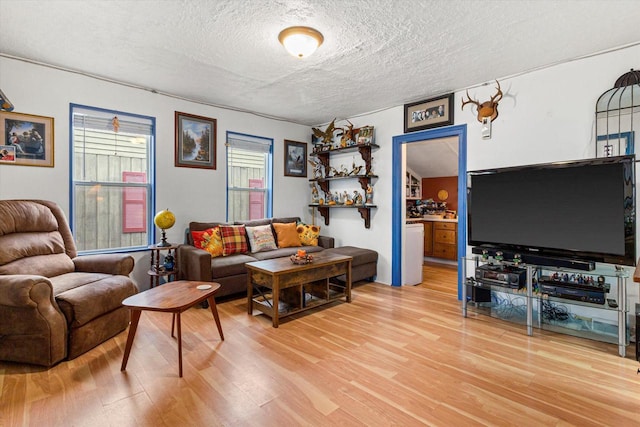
[391,124,467,299]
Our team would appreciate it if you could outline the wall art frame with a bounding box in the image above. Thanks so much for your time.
[404,93,454,133]
[284,139,307,177]
[0,111,54,167]
[175,111,217,169]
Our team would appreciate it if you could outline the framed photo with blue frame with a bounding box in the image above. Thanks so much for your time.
[596,132,634,157]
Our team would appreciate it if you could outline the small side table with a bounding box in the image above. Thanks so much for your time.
[120,280,224,377]
[148,244,179,288]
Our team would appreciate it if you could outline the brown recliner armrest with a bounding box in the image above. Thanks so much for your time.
[318,235,334,249]
[177,244,211,281]
[0,275,67,366]
[73,254,134,276]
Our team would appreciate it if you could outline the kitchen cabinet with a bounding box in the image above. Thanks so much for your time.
[433,222,457,260]
[421,220,457,260]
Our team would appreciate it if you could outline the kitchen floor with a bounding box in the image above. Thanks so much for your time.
[420,261,458,295]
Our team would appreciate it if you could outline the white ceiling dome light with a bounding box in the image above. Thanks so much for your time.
[278,26,324,58]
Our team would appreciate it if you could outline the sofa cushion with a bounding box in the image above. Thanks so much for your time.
[273,222,301,248]
[246,224,277,253]
[0,252,75,277]
[297,223,321,246]
[237,218,272,228]
[191,227,224,258]
[210,253,256,279]
[219,225,249,256]
[251,245,324,261]
[271,216,301,225]
[52,272,138,327]
[324,246,378,266]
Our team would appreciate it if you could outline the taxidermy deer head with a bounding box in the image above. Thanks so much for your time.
[461,80,503,122]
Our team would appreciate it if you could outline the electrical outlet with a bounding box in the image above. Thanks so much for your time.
[481,116,492,139]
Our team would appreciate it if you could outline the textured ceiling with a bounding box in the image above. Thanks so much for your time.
[1,0,639,126]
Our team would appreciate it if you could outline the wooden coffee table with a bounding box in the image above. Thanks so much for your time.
[120,280,224,377]
[246,252,352,327]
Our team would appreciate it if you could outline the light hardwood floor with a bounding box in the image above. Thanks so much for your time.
[2,264,640,426]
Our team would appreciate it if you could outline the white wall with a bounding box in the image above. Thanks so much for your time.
[336,44,639,303]
[0,56,311,288]
[2,44,639,296]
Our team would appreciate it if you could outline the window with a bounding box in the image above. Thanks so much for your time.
[226,132,272,222]
[70,104,155,252]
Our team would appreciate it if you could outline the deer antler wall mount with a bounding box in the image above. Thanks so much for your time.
[461,80,503,123]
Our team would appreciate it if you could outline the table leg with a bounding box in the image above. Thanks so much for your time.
[176,311,183,378]
[120,309,142,372]
[272,277,279,328]
[171,313,176,338]
[247,270,253,314]
[207,296,225,340]
[346,260,352,303]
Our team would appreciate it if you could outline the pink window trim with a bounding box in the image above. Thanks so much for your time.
[122,171,147,233]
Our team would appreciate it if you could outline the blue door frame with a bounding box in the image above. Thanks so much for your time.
[391,124,467,298]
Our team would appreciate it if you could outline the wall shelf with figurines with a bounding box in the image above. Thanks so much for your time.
[308,120,378,229]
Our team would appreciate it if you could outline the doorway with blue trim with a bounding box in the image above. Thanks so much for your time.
[391,124,467,299]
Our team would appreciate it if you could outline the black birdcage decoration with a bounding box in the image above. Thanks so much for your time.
[595,69,639,157]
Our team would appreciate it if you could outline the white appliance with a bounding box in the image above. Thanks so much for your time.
[404,223,424,285]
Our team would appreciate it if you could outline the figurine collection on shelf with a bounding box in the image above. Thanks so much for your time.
[308,157,372,179]
[309,119,376,212]
[310,184,372,207]
[311,119,375,153]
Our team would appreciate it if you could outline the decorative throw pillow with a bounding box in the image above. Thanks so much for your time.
[246,224,277,253]
[219,225,249,256]
[297,223,320,246]
[272,222,302,248]
[191,227,224,258]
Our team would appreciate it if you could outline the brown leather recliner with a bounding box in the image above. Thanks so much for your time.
[0,199,138,366]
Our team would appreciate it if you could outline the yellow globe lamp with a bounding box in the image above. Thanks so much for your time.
[154,209,175,247]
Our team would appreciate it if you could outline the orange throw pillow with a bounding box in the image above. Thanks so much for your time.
[272,222,302,248]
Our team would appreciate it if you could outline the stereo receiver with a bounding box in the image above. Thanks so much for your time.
[475,264,526,289]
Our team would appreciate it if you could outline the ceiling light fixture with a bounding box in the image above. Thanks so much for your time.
[278,26,324,58]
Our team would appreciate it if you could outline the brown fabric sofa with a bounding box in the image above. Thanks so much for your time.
[0,199,138,367]
[178,216,378,298]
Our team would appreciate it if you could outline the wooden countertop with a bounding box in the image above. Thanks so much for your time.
[405,217,458,224]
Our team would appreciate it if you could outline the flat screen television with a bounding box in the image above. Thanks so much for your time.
[467,155,636,267]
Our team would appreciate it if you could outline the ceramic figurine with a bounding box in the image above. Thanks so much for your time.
[308,159,323,179]
[344,191,353,205]
[340,120,356,147]
[311,184,319,203]
[353,191,364,205]
[312,118,336,148]
[349,160,363,176]
[365,184,373,204]
[163,253,174,270]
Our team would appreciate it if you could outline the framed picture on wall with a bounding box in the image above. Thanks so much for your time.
[0,111,54,167]
[404,93,454,133]
[175,111,217,169]
[284,140,307,177]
